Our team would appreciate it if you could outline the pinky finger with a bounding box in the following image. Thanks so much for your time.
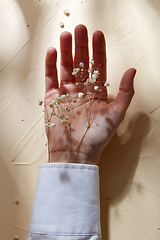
[45,47,58,93]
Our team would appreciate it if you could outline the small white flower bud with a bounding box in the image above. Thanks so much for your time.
[45,122,51,127]
[72,68,80,76]
[92,71,99,79]
[61,120,66,125]
[50,123,56,128]
[59,22,64,28]
[49,100,56,108]
[89,58,94,65]
[72,71,77,76]
[84,81,89,86]
[51,111,56,116]
[88,67,93,73]
[55,94,61,102]
[14,236,19,240]
[49,103,53,108]
[104,81,110,87]
[59,114,64,119]
[74,68,80,72]
[78,92,84,98]
[38,100,43,106]
[94,86,99,91]
[61,95,66,99]
[61,104,67,111]
[79,62,84,68]
[63,9,70,16]
[89,78,96,83]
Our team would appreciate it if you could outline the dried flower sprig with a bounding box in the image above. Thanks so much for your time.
[44,59,109,162]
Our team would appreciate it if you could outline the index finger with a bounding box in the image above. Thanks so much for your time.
[45,47,58,93]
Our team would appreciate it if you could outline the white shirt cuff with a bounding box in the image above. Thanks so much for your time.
[28,163,101,240]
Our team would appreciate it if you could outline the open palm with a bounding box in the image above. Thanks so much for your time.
[44,25,136,165]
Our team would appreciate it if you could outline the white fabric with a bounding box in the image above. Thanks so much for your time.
[28,163,101,240]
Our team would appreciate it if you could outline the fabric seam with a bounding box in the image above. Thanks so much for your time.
[40,165,98,171]
[28,232,101,236]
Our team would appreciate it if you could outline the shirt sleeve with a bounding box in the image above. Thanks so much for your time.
[28,163,101,240]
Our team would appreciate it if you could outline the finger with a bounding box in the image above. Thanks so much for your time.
[110,68,137,122]
[92,30,106,86]
[60,31,73,85]
[74,24,89,70]
[45,47,58,93]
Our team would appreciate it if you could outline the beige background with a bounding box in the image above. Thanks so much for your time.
[0,0,160,239]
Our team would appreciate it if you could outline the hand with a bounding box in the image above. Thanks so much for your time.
[44,24,136,165]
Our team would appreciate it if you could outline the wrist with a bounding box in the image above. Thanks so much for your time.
[49,151,100,165]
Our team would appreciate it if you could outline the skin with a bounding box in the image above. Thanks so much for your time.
[44,24,136,165]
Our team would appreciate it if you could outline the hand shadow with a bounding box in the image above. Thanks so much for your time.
[99,112,150,240]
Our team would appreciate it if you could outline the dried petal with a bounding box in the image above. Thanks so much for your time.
[63,9,70,16]
[59,22,64,28]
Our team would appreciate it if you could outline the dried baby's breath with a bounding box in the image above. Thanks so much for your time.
[45,59,109,163]
[14,237,19,240]
[78,92,84,98]
[63,9,70,16]
[89,58,94,65]
[59,22,64,28]
[104,81,110,87]
[38,100,43,106]
[94,86,99,91]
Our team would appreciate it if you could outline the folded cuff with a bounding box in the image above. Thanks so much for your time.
[28,163,101,238]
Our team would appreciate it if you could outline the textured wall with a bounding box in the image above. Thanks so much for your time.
[0,0,160,239]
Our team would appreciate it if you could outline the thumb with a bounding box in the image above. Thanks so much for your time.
[110,68,137,122]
